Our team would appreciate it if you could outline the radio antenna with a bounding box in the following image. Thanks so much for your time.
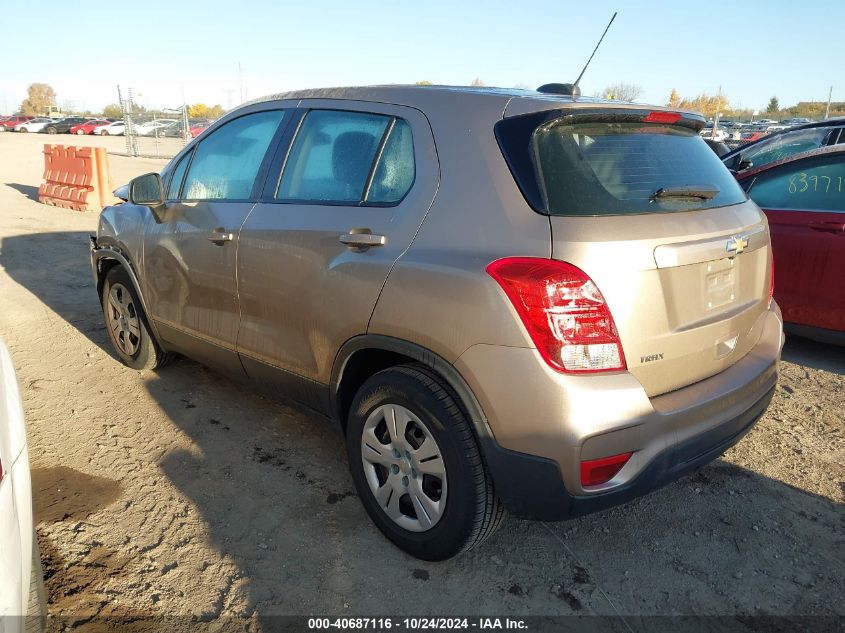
[572,12,618,93]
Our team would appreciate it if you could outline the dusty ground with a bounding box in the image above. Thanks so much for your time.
[0,132,843,631]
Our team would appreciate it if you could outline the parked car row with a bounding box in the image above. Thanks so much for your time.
[0,115,213,138]
[699,117,825,145]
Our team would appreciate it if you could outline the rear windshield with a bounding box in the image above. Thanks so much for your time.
[497,112,747,216]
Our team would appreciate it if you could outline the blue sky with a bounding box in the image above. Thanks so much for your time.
[0,0,840,113]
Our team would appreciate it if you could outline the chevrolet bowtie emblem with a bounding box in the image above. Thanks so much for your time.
[726,235,749,256]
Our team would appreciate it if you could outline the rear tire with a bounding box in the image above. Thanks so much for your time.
[75,129,84,135]
[25,531,47,633]
[346,364,504,560]
[46,127,57,134]
[101,266,173,370]
[101,130,109,136]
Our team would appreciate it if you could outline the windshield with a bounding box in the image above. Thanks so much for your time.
[512,117,747,216]
[735,128,831,170]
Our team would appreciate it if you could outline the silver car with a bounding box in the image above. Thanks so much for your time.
[91,85,782,560]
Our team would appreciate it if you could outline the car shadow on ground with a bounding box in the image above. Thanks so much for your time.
[782,335,845,375]
[3,230,844,623]
[4,182,40,202]
[0,231,106,351]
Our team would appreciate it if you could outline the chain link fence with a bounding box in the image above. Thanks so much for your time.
[111,88,216,159]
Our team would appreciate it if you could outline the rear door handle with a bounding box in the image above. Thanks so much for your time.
[339,229,386,248]
[208,228,234,244]
[808,221,845,233]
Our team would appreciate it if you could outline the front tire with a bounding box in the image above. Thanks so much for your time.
[101,130,109,136]
[75,129,84,135]
[101,266,172,370]
[346,364,503,560]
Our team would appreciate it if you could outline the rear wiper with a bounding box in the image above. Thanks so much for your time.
[650,185,719,201]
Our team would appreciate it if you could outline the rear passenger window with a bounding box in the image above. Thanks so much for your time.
[277,110,414,205]
[368,119,415,203]
[182,110,284,200]
[745,154,845,212]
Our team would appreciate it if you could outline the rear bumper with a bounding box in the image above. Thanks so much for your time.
[459,306,783,520]
[482,383,773,520]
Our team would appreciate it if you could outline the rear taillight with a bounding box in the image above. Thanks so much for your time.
[581,452,633,487]
[768,250,775,308]
[486,257,626,373]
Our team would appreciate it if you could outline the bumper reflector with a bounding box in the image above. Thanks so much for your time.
[580,452,633,487]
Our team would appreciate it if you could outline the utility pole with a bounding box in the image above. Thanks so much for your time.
[825,85,833,120]
[238,62,244,104]
[712,85,723,140]
[181,87,190,146]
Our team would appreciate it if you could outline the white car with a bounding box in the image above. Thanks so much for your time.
[94,121,126,136]
[14,118,54,133]
[699,127,729,142]
[0,340,46,633]
[135,119,178,136]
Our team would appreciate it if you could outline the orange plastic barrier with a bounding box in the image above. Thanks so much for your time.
[38,145,118,212]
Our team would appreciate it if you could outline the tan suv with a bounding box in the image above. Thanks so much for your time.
[91,85,782,560]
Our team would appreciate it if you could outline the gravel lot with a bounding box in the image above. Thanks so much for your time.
[0,132,843,631]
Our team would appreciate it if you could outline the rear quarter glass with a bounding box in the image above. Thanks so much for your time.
[496,110,747,216]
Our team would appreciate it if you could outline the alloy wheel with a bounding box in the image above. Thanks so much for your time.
[106,283,141,357]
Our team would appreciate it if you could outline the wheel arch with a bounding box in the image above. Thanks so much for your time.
[91,246,166,348]
[330,335,494,444]
[331,335,577,520]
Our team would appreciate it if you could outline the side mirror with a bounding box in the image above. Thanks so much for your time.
[129,172,165,207]
[113,183,129,202]
[738,159,754,170]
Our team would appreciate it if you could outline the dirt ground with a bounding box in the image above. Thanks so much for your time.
[0,131,843,631]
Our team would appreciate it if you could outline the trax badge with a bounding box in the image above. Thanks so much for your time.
[640,353,664,364]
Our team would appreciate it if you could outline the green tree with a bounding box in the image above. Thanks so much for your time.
[766,96,779,113]
[20,83,57,115]
[470,77,485,87]
[415,80,433,85]
[102,103,123,119]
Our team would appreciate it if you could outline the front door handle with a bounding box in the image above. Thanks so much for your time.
[339,228,386,249]
[808,221,845,233]
[208,228,234,245]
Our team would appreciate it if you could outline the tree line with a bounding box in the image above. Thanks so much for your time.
[15,83,225,120]
[15,81,844,122]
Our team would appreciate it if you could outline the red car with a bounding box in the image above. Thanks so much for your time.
[0,115,33,130]
[69,119,111,135]
[189,121,211,137]
[737,145,845,343]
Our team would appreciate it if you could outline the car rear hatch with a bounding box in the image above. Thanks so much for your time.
[496,108,773,397]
